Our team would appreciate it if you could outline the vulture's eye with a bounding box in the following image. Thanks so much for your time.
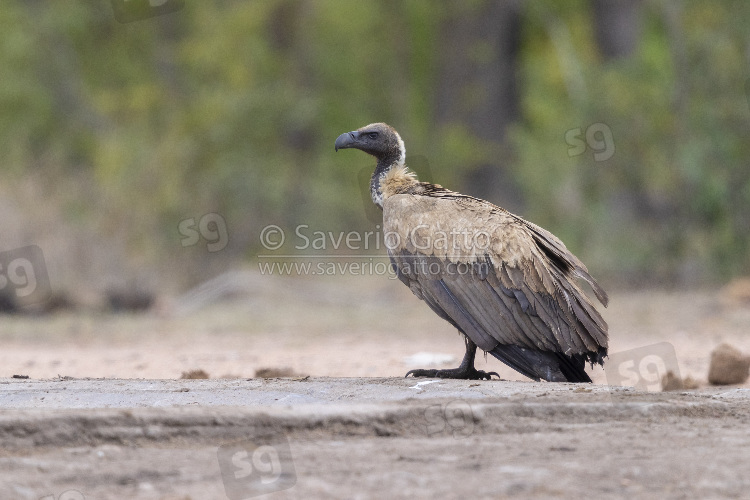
[367,132,378,139]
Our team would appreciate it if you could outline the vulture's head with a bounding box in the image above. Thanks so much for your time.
[334,122,405,167]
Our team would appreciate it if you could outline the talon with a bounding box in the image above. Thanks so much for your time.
[404,366,500,381]
[405,369,438,378]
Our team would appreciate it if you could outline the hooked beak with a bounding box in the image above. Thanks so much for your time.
[334,131,360,152]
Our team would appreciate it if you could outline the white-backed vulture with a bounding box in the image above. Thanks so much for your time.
[335,123,608,382]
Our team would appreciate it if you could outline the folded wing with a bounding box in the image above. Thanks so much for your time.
[384,192,608,380]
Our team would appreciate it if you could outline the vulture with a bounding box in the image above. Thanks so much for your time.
[335,123,608,382]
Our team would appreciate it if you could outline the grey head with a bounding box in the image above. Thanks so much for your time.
[334,122,405,168]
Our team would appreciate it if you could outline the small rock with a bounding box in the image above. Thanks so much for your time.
[708,343,750,385]
[721,278,750,307]
[254,367,297,378]
[180,369,209,379]
[661,370,700,391]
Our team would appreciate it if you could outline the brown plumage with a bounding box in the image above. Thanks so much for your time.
[335,123,608,382]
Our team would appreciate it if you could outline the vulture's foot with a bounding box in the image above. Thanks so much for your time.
[405,366,500,381]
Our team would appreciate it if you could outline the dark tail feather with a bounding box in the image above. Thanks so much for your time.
[489,345,593,383]
[554,352,592,383]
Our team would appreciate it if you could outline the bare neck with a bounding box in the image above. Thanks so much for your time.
[370,136,406,208]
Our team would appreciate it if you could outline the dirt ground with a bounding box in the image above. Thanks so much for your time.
[1,273,750,499]
[2,273,749,384]
[2,378,750,499]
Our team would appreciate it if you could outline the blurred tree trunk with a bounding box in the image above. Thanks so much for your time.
[267,0,316,229]
[592,0,643,60]
[433,0,523,210]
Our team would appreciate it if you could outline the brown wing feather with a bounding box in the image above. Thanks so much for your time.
[383,192,608,359]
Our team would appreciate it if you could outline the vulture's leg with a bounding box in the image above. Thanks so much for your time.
[405,336,500,380]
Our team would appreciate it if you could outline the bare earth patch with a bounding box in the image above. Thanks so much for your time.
[1,274,750,498]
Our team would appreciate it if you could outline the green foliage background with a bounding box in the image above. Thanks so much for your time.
[1,0,749,290]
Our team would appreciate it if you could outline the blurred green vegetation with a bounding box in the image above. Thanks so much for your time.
[1,0,749,290]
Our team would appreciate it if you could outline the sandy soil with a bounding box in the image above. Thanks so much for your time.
[2,378,750,499]
[1,274,748,385]
[1,273,750,499]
